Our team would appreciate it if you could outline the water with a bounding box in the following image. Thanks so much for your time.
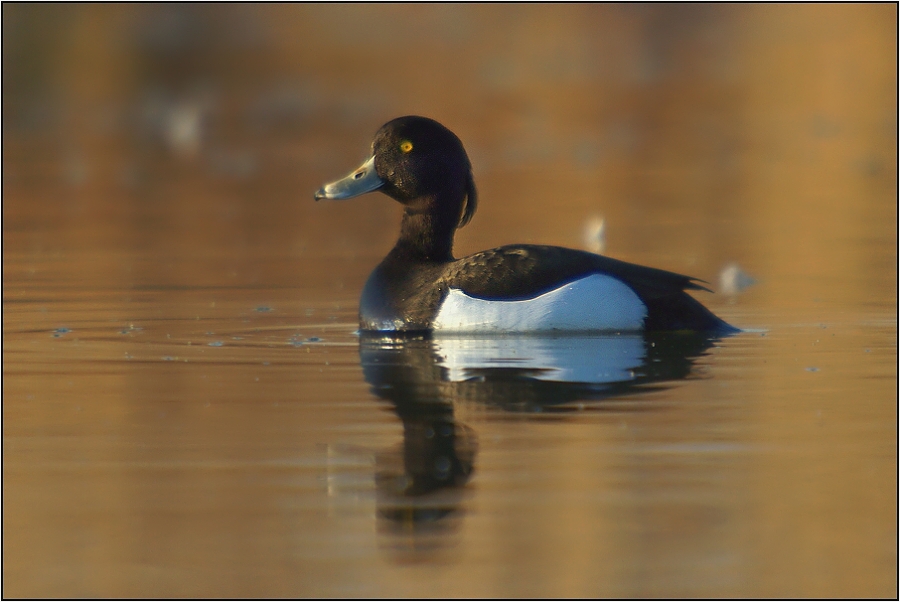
[3,4,896,598]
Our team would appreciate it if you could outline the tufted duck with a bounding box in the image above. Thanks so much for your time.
[315,116,737,335]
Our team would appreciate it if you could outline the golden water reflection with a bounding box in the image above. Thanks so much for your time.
[4,3,896,598]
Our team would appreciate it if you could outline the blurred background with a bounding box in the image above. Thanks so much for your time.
[3,4,897,598]
[4,3,896,294]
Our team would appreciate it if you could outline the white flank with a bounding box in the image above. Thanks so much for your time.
[432,274,647,333]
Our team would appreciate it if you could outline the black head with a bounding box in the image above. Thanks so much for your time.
[316,116,478,229]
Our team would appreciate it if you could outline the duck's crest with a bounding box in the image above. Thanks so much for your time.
[459,168,477,228]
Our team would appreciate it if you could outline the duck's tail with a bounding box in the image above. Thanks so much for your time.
[642,291,740,335]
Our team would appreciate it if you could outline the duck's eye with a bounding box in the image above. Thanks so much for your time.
[399,140,413,153]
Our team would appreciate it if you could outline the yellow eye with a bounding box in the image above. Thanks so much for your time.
[399,140,413,153]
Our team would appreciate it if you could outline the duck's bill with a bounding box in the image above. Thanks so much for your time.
[314,156,384,200]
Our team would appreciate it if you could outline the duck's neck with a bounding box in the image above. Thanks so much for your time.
[390,195,460,262]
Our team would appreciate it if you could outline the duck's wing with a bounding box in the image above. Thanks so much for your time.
[443,244,735,333]
[444,244,705,299]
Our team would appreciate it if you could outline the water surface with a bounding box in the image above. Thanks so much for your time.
[3,4,896,598]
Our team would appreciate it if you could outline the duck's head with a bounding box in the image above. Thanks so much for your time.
[315,116,477,229]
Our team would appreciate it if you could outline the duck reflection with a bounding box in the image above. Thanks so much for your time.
[360,334,477,549]
[358,331,721,547]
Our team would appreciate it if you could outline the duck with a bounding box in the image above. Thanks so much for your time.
[315,116,737,335]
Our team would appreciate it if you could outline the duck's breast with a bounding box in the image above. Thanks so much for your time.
[432,273,647,332]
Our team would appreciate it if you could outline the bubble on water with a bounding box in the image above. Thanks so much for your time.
[719,262,756,295]
[434,456,452,479]
[582,215,606,254]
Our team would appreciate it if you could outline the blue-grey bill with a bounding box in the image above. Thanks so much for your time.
[314,156,384,200]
